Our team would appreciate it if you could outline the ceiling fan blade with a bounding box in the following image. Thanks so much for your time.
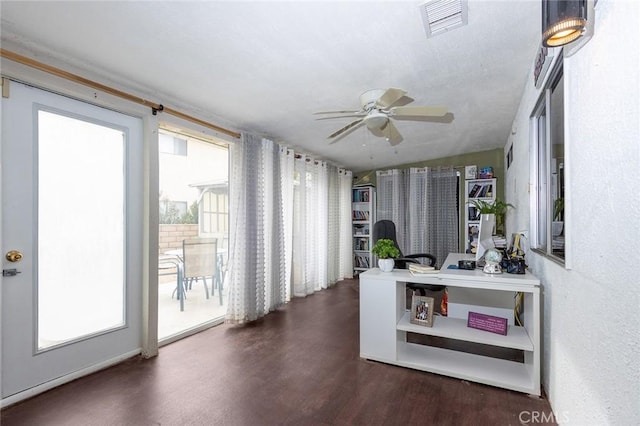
[375,88,407,109]
[315,113,367,121]
[384,120,403,146]
[314,110,362,115]
[328,118,365,142]
[389,105,448,117]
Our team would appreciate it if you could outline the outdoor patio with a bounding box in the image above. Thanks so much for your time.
[158,272,227,341]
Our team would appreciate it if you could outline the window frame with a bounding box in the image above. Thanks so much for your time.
[530,54,569,266]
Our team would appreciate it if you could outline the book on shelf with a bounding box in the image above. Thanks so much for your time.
[479,184,492,198]
[352,186,372,203]
[354,254,370,268]
[468,206,480,221]
[352,210,370,220]
[469,184,481,198]
[354,238,369,251]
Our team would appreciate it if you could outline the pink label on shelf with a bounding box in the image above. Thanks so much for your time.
[467,312,508,335]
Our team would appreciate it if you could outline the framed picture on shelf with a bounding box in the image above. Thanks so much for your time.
[465,165,477,179]
[410,295,434,327]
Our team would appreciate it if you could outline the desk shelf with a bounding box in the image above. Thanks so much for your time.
[397,312,533,351]
[359,253,541,395]
[395,343,535,395]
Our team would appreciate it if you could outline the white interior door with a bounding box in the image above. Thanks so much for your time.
[1,81,144,401]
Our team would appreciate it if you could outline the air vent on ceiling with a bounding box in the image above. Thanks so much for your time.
[419,0,468,38]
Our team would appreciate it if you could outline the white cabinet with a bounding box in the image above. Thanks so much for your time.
[359,253,541,395]
[352,185,375,274]
[465,178,496,253]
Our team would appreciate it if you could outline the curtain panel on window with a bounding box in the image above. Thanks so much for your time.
[292,156,327,296]
[226,134,294,323]
[338,169,354,279]
[410,167,458,267]
[376,169,409,251]
[227,133,352,323]
[377,167,458,268]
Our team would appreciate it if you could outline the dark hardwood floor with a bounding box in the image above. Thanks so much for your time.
[1,279,556,425]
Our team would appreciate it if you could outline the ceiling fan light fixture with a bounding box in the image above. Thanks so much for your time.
[364,113,388,131]
[419,0,468,39]
[542,0,588,47]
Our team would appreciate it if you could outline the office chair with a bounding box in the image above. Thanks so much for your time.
[372,220,445,293]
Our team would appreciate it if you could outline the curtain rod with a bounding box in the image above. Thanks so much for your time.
[0,49,240,139]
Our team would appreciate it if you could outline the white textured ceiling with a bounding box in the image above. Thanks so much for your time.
[1,1,541,172]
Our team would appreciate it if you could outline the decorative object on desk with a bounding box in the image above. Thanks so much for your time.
[410,295,434,327]
[458,259,476,270]
[482,248,503,274]
[467,311,508,335]
[464,165,477,180]
[408,263,438,275]
[504,258,526,274]
[503,233,527,274]
[440,288,448,317]
[371,238,399,272]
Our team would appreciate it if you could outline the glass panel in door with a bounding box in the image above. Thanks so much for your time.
[37,111,126,349]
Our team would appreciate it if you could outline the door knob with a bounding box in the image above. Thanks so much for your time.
[5,250,23,262]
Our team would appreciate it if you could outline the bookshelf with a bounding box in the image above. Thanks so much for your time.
[352,185,375,274]
[465,178,497,253]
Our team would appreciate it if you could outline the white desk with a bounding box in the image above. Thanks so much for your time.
[359,253,541,395]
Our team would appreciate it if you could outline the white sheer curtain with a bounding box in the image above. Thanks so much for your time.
[226,132,352,322]
[377,166,458,267]
[226,133,294,323]
[327,166,353,282]
[408,167,459,266]
[424,167,458,267]
[338,169,353,279]
[376,169,408,251]
[292,156,328,296]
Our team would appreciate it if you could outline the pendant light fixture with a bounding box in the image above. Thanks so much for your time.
[542,0,588,47]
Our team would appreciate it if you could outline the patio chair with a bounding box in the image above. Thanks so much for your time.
[182,237,218,302]
[158,253,185,311]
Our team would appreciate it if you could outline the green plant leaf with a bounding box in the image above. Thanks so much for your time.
[371,238,400,259]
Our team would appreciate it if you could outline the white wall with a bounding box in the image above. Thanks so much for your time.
[159,137,228,205]
[505,2,640,424]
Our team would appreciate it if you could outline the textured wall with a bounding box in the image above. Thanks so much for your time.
[505,1,640,424]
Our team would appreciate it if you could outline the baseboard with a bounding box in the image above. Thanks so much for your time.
[1,349,141,409]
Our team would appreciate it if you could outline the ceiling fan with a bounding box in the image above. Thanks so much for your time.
[315,88,448,146]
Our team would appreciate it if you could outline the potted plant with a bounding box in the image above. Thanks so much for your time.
[468,199,514,235]
[371,238,400,272]
[552,197,564,237]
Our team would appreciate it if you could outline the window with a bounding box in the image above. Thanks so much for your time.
[202,191,228,234]
[159,132,187,156]
[531,58,565,263]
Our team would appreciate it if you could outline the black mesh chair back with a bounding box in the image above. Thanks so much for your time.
[372,219,443,293]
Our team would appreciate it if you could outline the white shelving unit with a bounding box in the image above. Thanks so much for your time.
[352,185,375,275]
[465,178,497,253]
[359,253,541,395]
